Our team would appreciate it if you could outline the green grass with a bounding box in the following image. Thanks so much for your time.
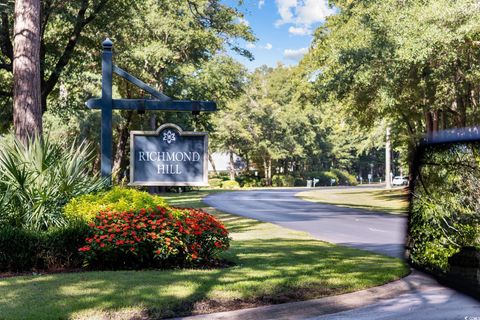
[0,190,409,319]
[159,189,224,208]
[297,187,408,214]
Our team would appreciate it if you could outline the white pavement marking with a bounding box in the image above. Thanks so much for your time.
[368,227,388,233]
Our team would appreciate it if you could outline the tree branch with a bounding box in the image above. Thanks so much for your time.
[83,0,109,26]
[42,0,109,107]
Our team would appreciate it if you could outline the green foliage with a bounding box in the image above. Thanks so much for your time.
[304,170,357,186]
[304,171,338,186]
[64,187,166,223]
[208,178,223,188]
[0,223,89,272]
[235,174,263,187]
[0,225,40,272]
[222,180,240,189]
[331,169,358,186]
[80,207,230,269]
[409,143,480,272]
[210,173,230,181]
[0,135,105,231]
[306,0,480,172]
[214,65,319,185]
[271,175,295,187]
[294,178,305,187]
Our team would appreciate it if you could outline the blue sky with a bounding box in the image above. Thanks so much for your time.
[225,0,334,70]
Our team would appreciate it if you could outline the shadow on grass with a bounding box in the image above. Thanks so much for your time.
[161,190,227,208]
[372,188,408,202]
[0,236,407,319]
[213,211,263,233]
[300,188,408,214]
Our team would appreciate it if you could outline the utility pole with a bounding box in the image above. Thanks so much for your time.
[385,126,392,189]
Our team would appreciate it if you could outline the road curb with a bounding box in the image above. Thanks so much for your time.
[171,269,445,320]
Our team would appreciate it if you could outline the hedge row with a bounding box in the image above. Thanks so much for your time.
[0,223,89,272]
[270,170,358,187]
[210,170,358,188]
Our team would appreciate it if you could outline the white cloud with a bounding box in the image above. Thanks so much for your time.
[258,0,265,9]
[284,47,308,61]
[288,26,310,36]
[275,0,297,26]
[236,17,250,26]
[296,0,334,25]
[263,43,273,50]
[246,42,256,49]
[275,0,334,32]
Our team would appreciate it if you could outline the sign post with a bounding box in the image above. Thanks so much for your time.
[101,39,113,179]
[86,39,217,185]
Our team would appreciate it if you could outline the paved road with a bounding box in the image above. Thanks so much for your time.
[205,188,406,258]
[204,188,480,320]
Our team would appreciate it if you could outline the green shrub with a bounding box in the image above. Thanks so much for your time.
[331,169,358,186]
[64,187,166,223]
[210,173,230,181]
[0,225,40,272]
[304,171,338,186]
[236,174,262,187]
[43,223,90,269]
[294,178,305,186]
[80,207,229,269]
[208,178,223,188]
[409,144,480,273]
[0,136,106,230]
[272,175,295,187]
[259,178,268,187]
[0,223,89,272]
[222,180,240,189]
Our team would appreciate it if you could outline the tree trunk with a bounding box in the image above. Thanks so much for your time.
[112,111,133,183]
[228,147,235,181]
[283,159,288,175]
[432,110,439,132]
[424,110,433,134]
[149,114,160,193]
[13,0,42,143]
[267,158,272,186]
[208,153,217,175]
[263,158,268,186]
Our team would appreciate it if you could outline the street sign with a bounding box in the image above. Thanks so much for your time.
[129,124,208,186]
[85,39,216,185]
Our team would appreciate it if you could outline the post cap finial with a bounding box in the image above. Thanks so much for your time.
[102,38,113,50]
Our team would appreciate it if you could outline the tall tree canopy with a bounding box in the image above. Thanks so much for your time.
[0,0,255,134]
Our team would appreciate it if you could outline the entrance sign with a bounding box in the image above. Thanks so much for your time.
[130,124,208,186]
[85,39,216,185]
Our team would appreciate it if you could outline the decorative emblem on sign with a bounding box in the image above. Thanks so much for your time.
[163,130,176,144]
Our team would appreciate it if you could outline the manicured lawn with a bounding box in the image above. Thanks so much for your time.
[160,189,224,208]
[297,187,409,214]
[0,190,409,319]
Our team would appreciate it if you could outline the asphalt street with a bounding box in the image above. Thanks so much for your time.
[204,187,480,320]
[205,188,406,258]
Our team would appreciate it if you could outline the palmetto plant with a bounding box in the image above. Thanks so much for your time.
[0,136,106,231]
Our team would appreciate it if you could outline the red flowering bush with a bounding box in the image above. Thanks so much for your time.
[78,206,229,269]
